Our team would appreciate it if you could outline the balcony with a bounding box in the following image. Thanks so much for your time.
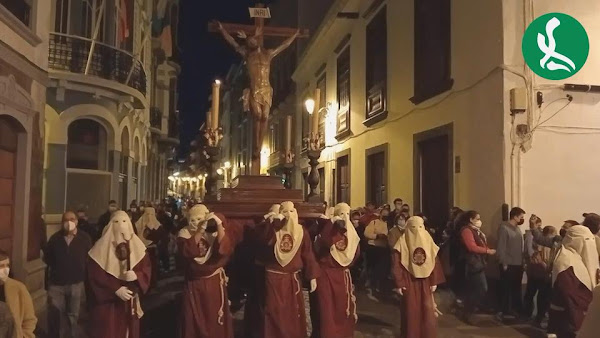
[160,113,179,145]
[0,0,30,26]
[48,33,147,105]
[150,107,162,134]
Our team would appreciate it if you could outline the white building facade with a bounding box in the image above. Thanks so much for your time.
[44,0,179,231]
[0,0,52,310]
[292,0,600,239]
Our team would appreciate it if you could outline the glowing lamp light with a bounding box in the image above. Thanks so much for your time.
[217,168,224,175]
[304,98,315,115]
[173,172,180,177]
[224,161,231,169]
[215,79,221,85]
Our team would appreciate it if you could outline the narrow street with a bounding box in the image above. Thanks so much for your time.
[134,279,545,338]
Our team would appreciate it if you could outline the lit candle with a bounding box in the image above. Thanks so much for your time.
[211,80,221,130]
[285,115,292,152]
[312,88,320,135]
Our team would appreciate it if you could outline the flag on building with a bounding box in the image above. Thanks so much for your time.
[118,0,130,44]
[152,0,172,57]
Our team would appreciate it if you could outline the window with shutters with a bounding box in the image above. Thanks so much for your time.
[336,47,351,140]
[366,144,388,207]
[316,74,326,149]
[336,155,350,204]
[411,0,453,104]
[364,6,388,126]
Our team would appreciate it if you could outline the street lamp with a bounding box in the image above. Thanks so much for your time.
[304,98,315,115]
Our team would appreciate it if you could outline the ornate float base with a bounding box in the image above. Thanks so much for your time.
[204,175,323,219]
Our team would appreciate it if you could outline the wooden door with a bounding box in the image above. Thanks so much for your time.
[367,151,386,206]
[418,135,450,230]
[0,118,18,256]
[336,155,350,204]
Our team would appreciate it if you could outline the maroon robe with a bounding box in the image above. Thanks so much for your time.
[87,254,152,338]
[548,266,593,338]
[177,222,234,338]
[260,219,321,338]
[314,221,360,338]
[391,251,445,338]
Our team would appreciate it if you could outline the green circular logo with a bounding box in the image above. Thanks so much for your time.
[522,13,589,80]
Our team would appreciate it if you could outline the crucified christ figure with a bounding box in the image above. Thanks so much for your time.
[215,21,299,174]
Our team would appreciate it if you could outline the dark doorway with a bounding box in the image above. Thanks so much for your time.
[366,144,388,207]
[336,155,350,204]
[0,117,18,257]
[416,131,451,231]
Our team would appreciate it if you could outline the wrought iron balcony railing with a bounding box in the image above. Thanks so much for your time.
[0,0,30,26]
[150,107,162,130]
[48,32,146,96]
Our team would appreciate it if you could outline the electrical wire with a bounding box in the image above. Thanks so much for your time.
[530,101,572,133]
[318,65,505,151]
[535,97,570,126]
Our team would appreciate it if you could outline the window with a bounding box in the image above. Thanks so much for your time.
[336,47,351,139]
[54,0,69,33]
[67,119,107,170]
[1,0,31,26]
[82,0,105,42]
[318,168,325,199]
[336,155,350,204]
[302,94,310,151]
[316,74,326,148]
[366,146,387,207]
[365,6,388,124]
[411,0,453,104]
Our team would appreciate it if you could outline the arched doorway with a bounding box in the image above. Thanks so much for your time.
[0,116,20,257]
[66,118,111,219]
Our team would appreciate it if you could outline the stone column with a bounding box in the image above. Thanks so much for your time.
[109,150,121,202]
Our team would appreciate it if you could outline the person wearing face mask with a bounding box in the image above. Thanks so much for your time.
[0,251,37,338]
[458,211,496,324]
[391,216,445,338]
[76,208,98,243]
[313,203,360,338]
[388,214,407,248]
[177,204,234,338]
[128,201,142,224]
[44,211,92,338]
[87,211,152,338]
[364,209,390,300]
[97,200,119,237]
[259,201,320,338]
[495,207,526,322]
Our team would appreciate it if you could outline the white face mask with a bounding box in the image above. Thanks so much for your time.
[130,208,137,213]
[108,206,118,213]
[473,220,482,228]
[63,221,76,232]
[0,267,9,282]
[352,220,359,227]
[397,220,407,229]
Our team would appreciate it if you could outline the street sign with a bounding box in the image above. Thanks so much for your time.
[249,7,271,18]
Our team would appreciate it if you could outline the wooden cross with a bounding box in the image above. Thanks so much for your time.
[207,3,309,47]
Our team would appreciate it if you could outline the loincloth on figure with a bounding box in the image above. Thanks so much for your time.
[251,87,273,108]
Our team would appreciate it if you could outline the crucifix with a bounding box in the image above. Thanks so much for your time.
[209,3,309,176]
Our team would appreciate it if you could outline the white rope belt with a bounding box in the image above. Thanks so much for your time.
[266,269,301,295]
[200,267,228,325]
[343,268,358,322]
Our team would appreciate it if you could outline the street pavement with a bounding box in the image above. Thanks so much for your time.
[37,277,546,337]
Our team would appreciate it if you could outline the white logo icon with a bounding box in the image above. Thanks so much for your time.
[537,17,576,72]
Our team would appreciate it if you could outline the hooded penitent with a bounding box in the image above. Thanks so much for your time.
[330,203,360,267]
[552,225,600,291]
[178,204,217,265]
[275,201,303,267]
[135,207,161,247]
[394,216,440,278]
[88,211,147,318]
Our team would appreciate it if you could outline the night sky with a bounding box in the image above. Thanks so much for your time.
[178,0,278,157]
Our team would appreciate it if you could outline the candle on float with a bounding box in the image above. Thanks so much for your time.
[285,115,292,152]
[211,80,221,130]
[312,88,321,135]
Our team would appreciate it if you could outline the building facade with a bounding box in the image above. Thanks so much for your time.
[0,0,51,310]
[292,0,600,238]
[44,0,179,234]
